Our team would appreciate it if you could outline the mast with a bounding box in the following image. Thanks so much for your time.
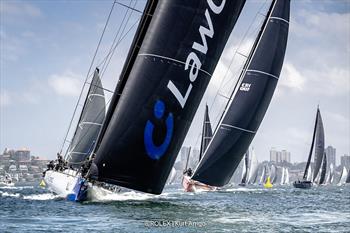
[192,0,290,187]
[303,108,319,180]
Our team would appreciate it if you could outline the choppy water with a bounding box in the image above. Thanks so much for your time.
[1,184,349,232]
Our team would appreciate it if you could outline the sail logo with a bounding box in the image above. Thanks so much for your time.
[240,83,251,92]
[167,0,226,108]
[144,100,174,160]
[144,0,225,159]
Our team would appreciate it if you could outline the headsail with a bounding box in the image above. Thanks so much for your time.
[319,153,327,184]
[280,167,285,185]
[66,68,105,167]
[271,164,277,184]
[328,163,334,184]
[240,150,249,184]
[199,104,213,161]
[191,0,290,187]
[259,165,266,184]
[338,166,348,185]
[89,0,246,194]
[284,168,289,184]
[247,148,259,184]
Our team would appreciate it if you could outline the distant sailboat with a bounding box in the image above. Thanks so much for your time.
[182,104,216,192]
[264,176,273,188]
[346,168,350,184]
[239,150,249,186]
[327,163,334,184]
[284,168,290,184]
[167,167,177,185]
[247,148,259,184]
[270,164,277,184]
[191,0,290,188]
[338,166,348,186]
[294,106,325,189]
[259,165,267,185]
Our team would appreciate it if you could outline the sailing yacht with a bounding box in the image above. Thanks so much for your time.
[338,166,348,186]
[294,106,325,189]
[182,105,217,192]
[43,0,246,201]
[238,150,249,186]
[189,0,290,190]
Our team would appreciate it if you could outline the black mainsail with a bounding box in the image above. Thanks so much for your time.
[312,108,325,181]
[89,0,246,194]
[199,104,213,162]
[66,68,105,167]
[192,0,290,187]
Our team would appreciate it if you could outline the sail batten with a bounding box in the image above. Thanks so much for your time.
[192,0,290,186]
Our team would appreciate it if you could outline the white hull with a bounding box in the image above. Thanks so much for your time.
[44,169,117,201]
[44,169,80,197]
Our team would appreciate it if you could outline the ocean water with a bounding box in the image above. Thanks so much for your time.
[0,184,349,233]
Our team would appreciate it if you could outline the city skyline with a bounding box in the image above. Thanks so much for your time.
[1,1,349,162]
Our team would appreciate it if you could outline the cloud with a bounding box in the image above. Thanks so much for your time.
[279,62,305,92]
[0,90,11,107]
[48,71,83,97]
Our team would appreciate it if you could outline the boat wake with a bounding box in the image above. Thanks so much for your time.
[0,188,60,201]
[0,190,21,198]
[91,190,156,202]
[23,193,59,201]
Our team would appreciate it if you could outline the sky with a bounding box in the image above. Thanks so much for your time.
[0,0,349,165]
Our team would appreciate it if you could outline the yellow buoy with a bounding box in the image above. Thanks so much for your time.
[264,176,273,188]
[39,179,46,187]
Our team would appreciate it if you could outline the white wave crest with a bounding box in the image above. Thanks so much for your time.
[0,190,20,198]
[23,193,59,200]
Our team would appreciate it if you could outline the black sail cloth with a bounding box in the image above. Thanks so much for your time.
[89,0,246,194]
[67,69,105,167]
[192,0,290,187]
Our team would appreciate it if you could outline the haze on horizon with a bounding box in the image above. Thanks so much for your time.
[0,0,349,165]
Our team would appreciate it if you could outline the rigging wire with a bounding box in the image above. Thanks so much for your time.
[101,0,139,78]
[63,0,142,161]
[191,0,269,153]
[60,0,117,156]
[209,0,269,129]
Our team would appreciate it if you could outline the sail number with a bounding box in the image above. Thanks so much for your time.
[240,83,251,92]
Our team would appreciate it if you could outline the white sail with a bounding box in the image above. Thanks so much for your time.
[306,167,312,181]
[167,167,177,185]
[248,148,259,184]
[338,166,348,186]
[285,168,290,184]
[259,166,266,184]
[241,157,247,181]
[329,163,334,184]
[280,167,285,185]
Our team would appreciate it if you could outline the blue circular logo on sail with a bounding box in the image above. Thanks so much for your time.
[144,100,173,160]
